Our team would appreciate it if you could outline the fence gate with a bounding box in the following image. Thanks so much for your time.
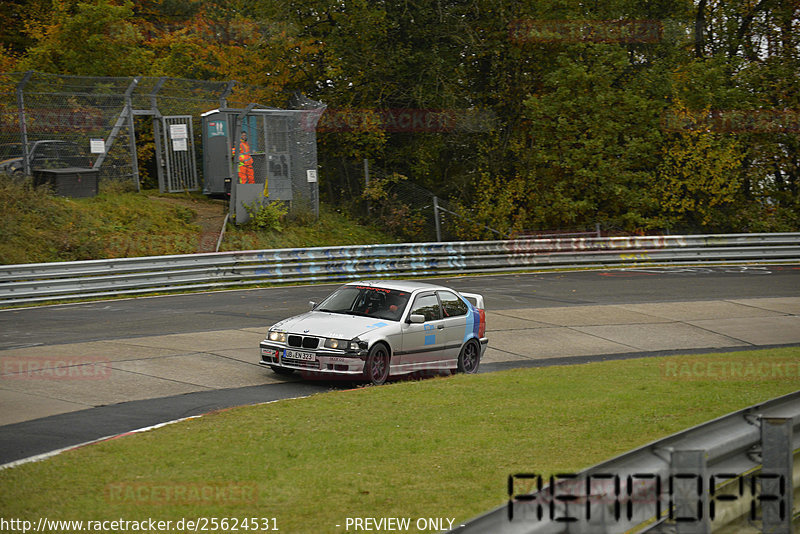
[162,115,199,192]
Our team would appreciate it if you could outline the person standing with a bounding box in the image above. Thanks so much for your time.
[236,131,254,184]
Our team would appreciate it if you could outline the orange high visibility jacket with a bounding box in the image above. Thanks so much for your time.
[238,140,253,167]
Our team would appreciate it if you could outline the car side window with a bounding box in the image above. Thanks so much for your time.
[438,291,468,317]
[32,145,58,166]
[409,293,441,322]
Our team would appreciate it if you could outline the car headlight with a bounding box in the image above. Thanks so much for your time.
[268,330,286,343]
[324,338,362,350]
[324,338,349,349]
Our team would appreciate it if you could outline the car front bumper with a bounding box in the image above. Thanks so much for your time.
[259,342,368,375]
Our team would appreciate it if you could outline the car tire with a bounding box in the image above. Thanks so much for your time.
[456,339,480,374]
[270,365,295,376]
[364,343,390,385]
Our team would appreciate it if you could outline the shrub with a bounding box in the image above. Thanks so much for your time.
[244,200,288,232]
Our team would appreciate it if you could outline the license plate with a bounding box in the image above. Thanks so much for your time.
[283,349,316,361]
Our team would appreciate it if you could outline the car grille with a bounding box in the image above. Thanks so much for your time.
[281,357,319,369]
[288,335,320,349]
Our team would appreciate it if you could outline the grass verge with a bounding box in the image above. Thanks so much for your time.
[0,176,396,264]
[220,204,396,251]
[1,348,798,532]
[0,178,201,264]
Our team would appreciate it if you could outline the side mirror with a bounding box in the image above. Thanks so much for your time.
[409,314,426,324]
[309,300,317,309]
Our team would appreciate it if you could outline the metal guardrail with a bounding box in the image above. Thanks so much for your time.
[0,233,799,305]
[452,390,800,534]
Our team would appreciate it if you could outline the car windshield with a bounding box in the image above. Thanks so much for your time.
[30,141,90,169]
[316,285,411,321]
[0,144,22,160]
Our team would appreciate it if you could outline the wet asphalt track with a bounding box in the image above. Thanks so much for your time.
[4,265,799,350]
[1,265,799,465]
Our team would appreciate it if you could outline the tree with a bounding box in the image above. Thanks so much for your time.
[655,117,745,231]
[0,45,19,72]
[0,0,52,56]
[20,0,153,76]
[679,0,800,230]
[3,0,797,236]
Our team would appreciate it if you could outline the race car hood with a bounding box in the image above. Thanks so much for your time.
[269,311,394,339]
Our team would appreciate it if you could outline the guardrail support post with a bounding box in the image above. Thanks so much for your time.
[433,196,442,242]
[149,77,167,193]
[16,71,34,176]
[760,417,794,534]
[671,450,710,534]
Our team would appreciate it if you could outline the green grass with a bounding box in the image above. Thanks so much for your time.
[0,176,396,264]
[1,348,798,532]
[221,204,397,251]
[0,178,200,264]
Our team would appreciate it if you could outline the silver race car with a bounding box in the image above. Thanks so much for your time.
[259,280,488,385]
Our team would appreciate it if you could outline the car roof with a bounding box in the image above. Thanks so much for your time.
[345,279,451,293]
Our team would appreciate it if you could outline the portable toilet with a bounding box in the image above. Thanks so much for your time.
[201,105,324,223]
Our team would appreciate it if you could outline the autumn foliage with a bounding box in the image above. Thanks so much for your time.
[2,0,798,235]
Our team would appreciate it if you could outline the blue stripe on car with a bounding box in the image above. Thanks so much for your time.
[463,299,479,342]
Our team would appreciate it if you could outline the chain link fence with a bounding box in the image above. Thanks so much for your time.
[365,173,615,242]
[368,176,503,242]
[0,71,321,211]
[0,72,136,182]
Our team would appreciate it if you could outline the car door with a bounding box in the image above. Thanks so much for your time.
[436,290,470,362]
[398,291,446,371]
[30,143,60,170]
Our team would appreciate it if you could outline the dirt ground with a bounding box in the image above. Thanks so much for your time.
[148,194,228,253]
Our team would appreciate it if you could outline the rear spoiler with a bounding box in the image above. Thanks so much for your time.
[460,292,485,310]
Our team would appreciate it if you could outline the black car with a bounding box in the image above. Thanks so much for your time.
[0,140,92,175]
